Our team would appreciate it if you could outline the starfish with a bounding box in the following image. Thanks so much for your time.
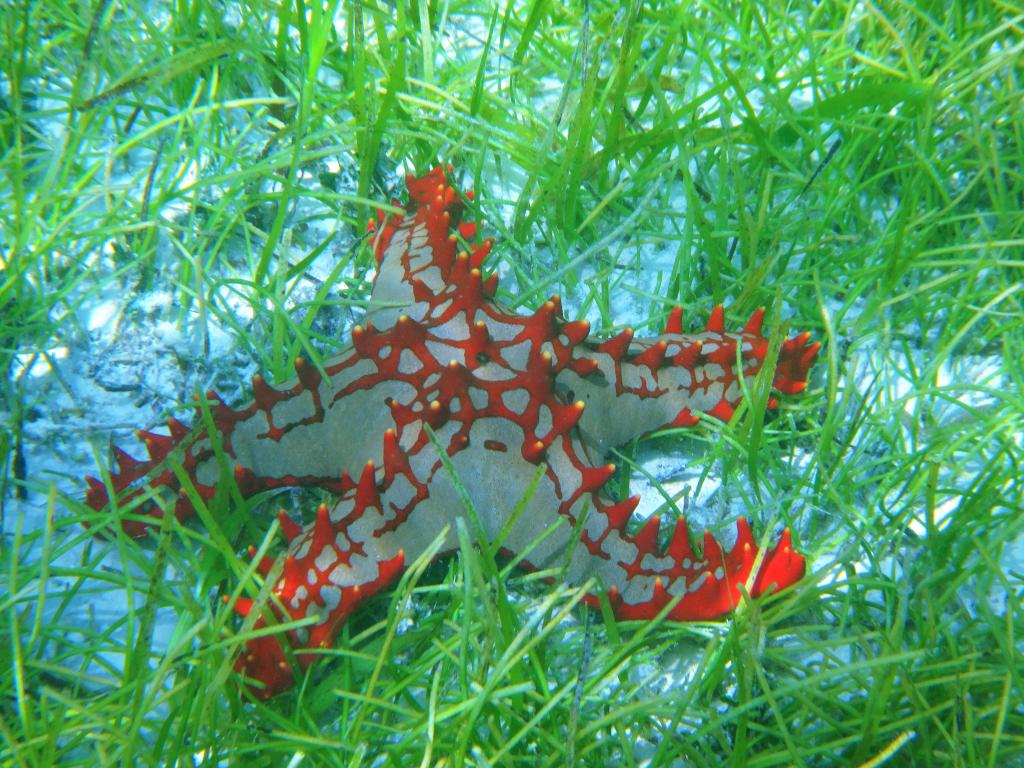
[86,166,819,698]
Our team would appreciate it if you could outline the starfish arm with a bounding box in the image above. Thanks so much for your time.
[84,349,409,536]
[562,315,819,452]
